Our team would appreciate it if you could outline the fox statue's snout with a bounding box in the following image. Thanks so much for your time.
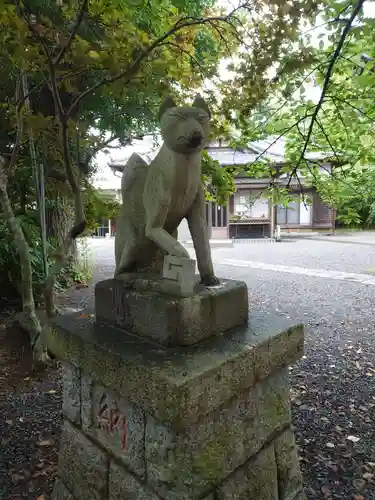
[159,95,211,155]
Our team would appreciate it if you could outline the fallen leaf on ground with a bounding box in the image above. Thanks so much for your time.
[10,472,24,482]
[347,435,361,443]
[321,485,331,496]
[352,479,365,489]
[362,472,374,480]
[37,439,53,447]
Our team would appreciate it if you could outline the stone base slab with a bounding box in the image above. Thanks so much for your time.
[49,309,306,499]
[49,311,303,428]
[95,277,248,346]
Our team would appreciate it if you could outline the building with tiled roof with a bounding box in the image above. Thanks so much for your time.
[96,137,334,239]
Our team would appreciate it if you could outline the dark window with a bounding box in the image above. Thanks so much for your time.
[209,202,228,227]
[276,206,286,225]
[223,206,228,226]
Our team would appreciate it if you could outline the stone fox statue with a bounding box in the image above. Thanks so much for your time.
[114,95,219,286]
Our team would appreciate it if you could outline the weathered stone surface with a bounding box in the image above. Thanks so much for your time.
[52,479,75,500]
[91,385,145,477]
[61,362,81,425]
[114,269,200,298]
[109,462,158,500]
[275,428,304,500]
[216,444,278,500]
[162,255,197,296]
[95,278,248,346]
[57,421,108,500]
[254,325,304,382]
[48,311,303,428]
[145,372,291,498]
[81,374,93,431]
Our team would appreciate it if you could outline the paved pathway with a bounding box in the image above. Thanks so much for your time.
[86,236,375,289]
[212,258,375,286]
[285,230,375,246]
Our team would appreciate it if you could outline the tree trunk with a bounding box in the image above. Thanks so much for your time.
[43,180,79,316]
[46,180,76,256]
[46,179,79,263]
[0,182,47,362]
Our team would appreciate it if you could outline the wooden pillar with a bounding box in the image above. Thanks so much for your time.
[269,195,275,238]
[331,208,336,234]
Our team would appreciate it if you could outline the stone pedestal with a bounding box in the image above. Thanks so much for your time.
[48,278,306,500]
[95,277,248,346]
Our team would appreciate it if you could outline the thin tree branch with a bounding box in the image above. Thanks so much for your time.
[287,0,366,188]
[67,5,249,117]
[329,95,375,123]
[327,98,349,141]
[54,0,89,65]
[315,117,342,164]
[160,41,207,76]
[8,78,25,178]
[24,15,65,120]
[16,79,43,108]
[93,134,120,152]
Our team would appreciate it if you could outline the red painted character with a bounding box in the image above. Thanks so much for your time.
[97,394,127,450]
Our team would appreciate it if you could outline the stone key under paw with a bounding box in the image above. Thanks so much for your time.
[114,94,219,286]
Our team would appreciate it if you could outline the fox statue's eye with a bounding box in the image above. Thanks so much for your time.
[197,114,208,123]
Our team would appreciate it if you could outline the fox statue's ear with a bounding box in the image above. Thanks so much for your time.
[192,94,211,118]
[158,96,177,121]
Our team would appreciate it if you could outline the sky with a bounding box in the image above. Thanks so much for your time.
[92,0,375,190]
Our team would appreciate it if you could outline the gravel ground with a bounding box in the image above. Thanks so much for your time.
[0,306,62,500]
[1,238,375,499]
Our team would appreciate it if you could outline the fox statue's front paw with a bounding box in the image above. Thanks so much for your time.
[200,274,220,286]
[171,243,190,259]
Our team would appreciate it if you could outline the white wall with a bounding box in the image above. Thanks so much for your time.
[299,198,312,225]
[251,198,269,218]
